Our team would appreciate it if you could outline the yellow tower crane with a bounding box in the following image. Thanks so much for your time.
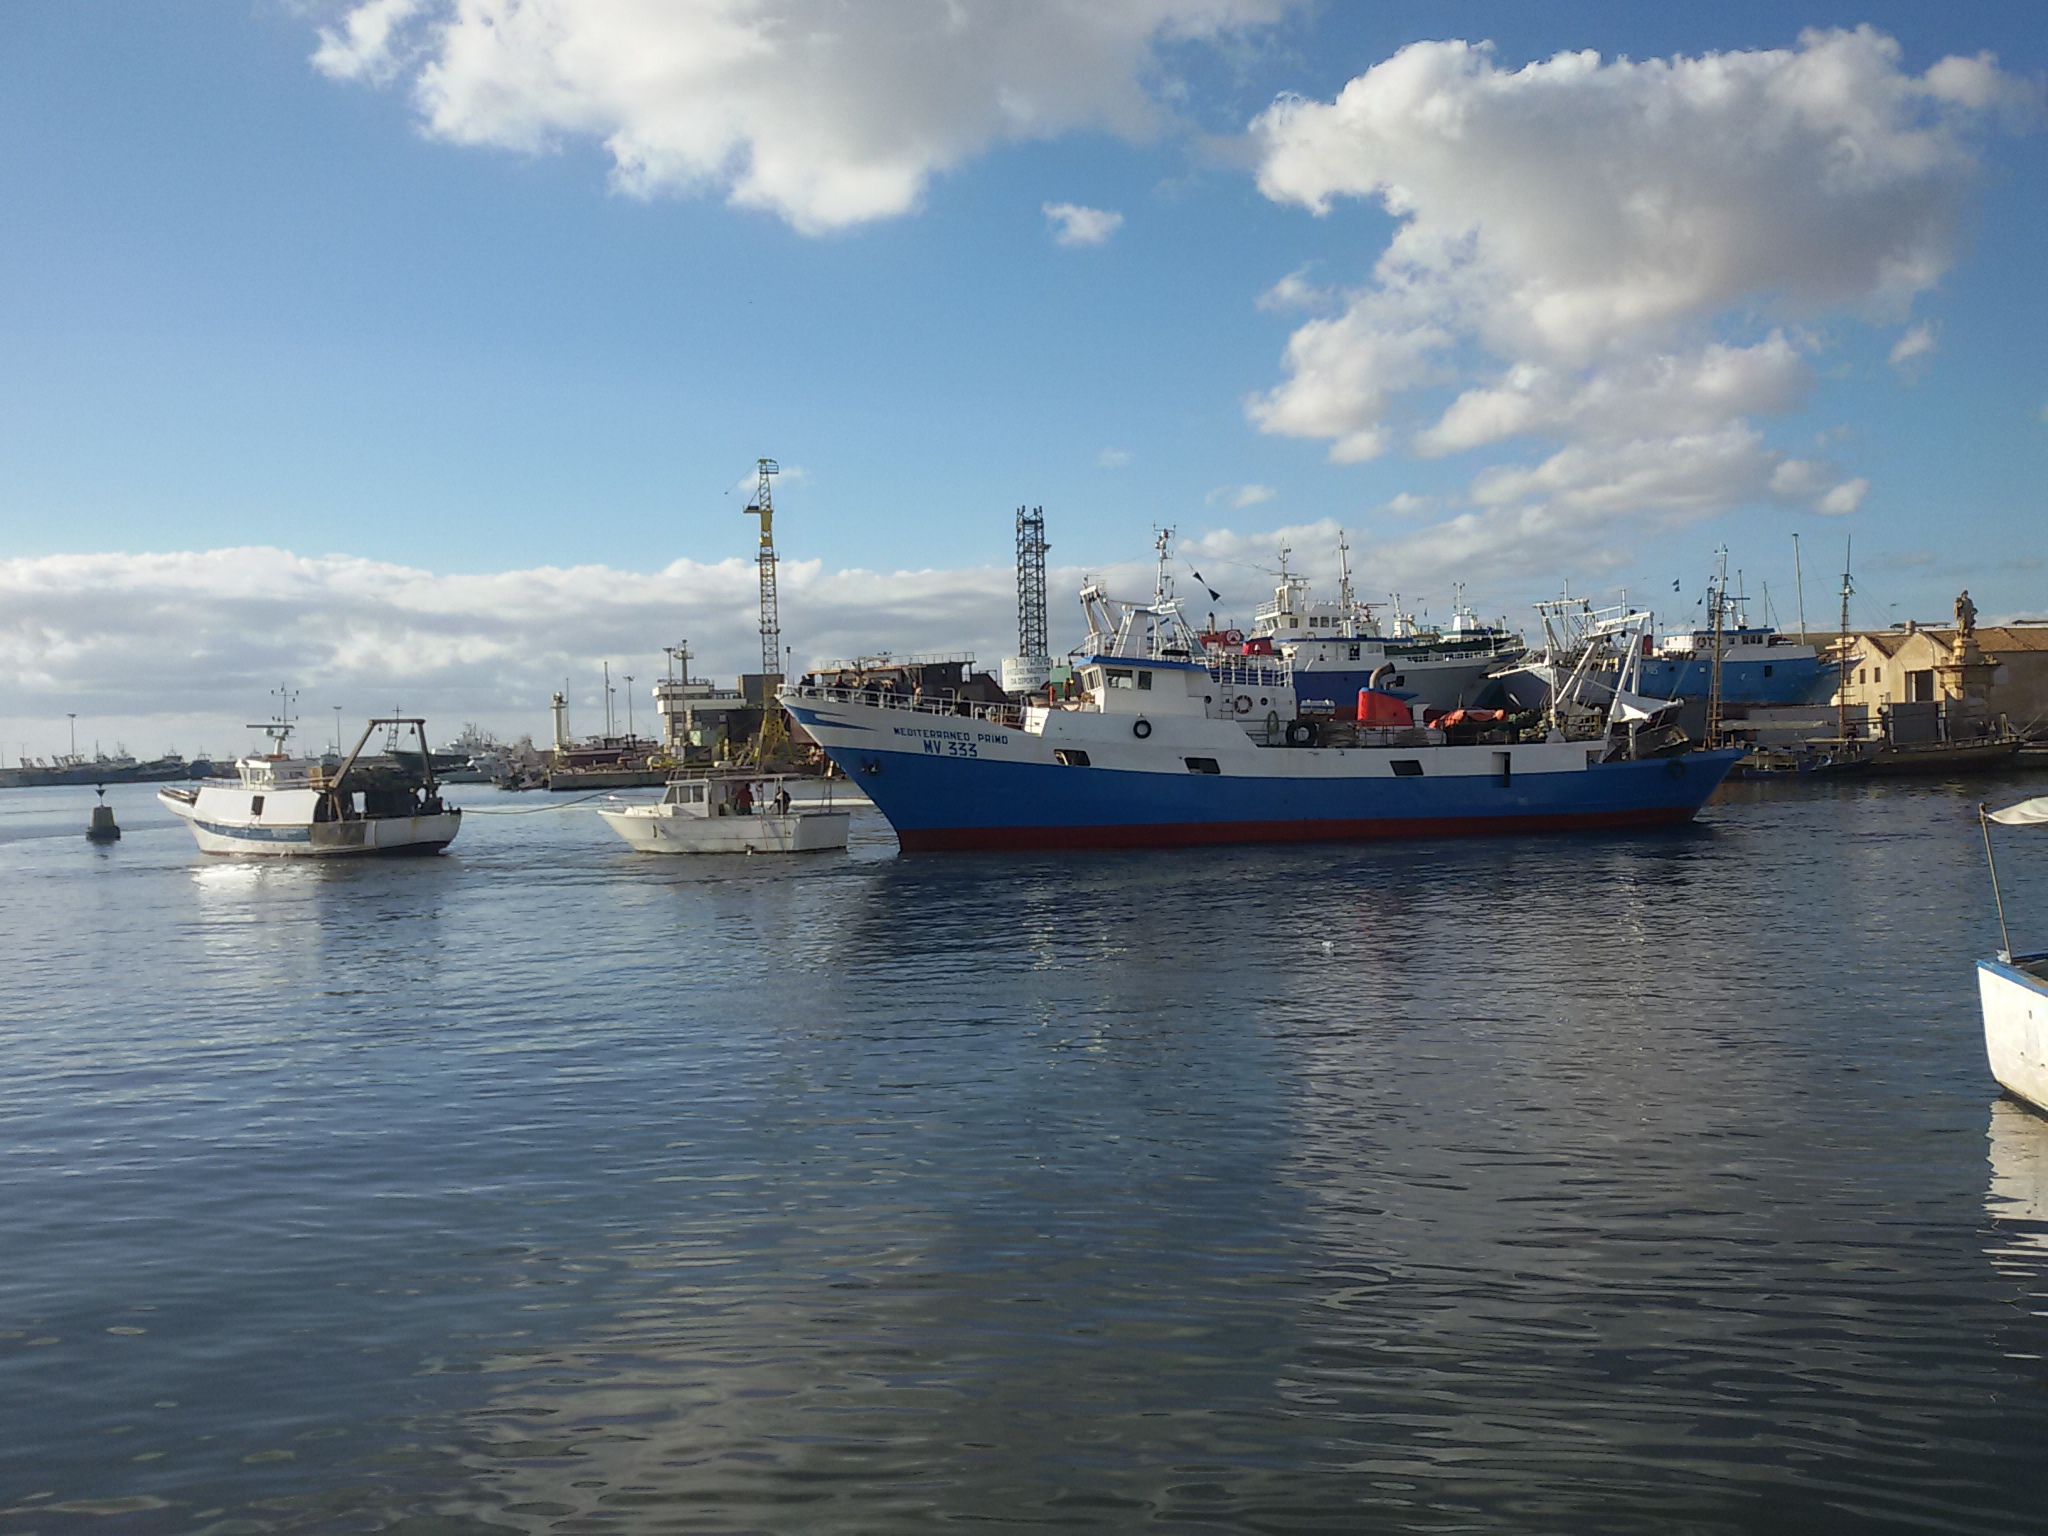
[742,458,789,766]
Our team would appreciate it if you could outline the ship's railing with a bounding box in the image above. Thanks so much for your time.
[1204,657,1293,689]
[781,684,1026,730]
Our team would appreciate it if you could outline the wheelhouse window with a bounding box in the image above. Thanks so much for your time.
[1348,646,1360,660]
[1105,669,1135,690]
[1137,671,1153,691]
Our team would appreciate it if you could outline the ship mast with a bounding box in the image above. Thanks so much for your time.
[1836,537,1854,741]
[1706,550,1727,749]
[1337,530,1355,637]
[1793,531,1808,645]
[244,684,298,757]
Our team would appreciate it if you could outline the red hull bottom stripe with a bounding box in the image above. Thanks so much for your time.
[894,805,1700,853]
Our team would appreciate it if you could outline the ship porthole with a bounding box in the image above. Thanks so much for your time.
[1665,758,1687,779]
[1133,719,1153,739]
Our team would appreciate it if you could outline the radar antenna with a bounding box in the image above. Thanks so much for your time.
[244,684,298,755]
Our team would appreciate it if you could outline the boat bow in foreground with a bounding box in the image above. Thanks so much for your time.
[1980,795,2048,1111]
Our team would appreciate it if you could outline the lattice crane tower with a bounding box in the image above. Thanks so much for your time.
[743,458,781,678]
[1016,505,1049,663]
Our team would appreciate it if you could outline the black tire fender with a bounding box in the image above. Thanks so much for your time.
[1133,718,1152,740]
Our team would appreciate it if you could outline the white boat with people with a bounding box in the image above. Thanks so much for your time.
[1978,794,2048,1112]
[596,773,851,855]
[159,699,461,858]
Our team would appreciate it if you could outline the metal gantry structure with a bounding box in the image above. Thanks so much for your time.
[744,459,782,678]
[1016,505,1049,664]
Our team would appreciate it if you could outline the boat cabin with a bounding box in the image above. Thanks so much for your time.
[655,776,796,818]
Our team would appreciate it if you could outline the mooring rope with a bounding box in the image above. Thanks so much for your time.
[457,790,623,815]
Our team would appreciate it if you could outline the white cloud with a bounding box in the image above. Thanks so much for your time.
[1244,296,1450,461]
[1043,201,1125,246]
[315,0,1294,234]
[1255,267,1335,312]
[0,546,1042,756]
[1888,320,1939,377]
[1414,334,1815,458]
[1816,477,1869,515]
[1206,483,1276,508]
[1245,27,2022,570]
[312,0,426,83]
[1097,447,1133,468]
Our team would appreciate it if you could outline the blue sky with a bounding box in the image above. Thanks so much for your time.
[0,1,2042,754]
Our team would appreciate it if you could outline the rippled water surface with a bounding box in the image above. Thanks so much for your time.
[6,777,2048,1534]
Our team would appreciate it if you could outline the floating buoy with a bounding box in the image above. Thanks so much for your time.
[86,786,121,844]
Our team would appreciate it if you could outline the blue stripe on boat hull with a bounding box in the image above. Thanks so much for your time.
[193,820,314,843]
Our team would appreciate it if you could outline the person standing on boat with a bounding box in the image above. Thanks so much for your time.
[773,785,792,816]
[733,781,754,816]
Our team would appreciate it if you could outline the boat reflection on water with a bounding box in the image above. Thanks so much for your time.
[1985,1098,2048,1259]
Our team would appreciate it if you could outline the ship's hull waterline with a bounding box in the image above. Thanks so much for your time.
[783,694,1741,853]
[597,806,849,854]
[161,791,461,857]
[1980,956,2048,1113]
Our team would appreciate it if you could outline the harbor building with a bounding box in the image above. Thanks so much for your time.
[1834,602,2048,742]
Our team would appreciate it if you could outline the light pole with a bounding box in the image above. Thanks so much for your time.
[624,677,634,740]
[333,706,343,755]
[67,713,77,758]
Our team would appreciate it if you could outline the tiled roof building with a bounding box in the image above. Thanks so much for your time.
[1834,621,2048,739]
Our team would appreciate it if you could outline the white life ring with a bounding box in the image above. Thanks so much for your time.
[1133,718,1152,740]
[1233,694,1253,715]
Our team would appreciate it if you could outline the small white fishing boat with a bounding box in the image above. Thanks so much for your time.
[159,708,461,858]
[596,773,850,855]
[1977,795,2048,1110]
